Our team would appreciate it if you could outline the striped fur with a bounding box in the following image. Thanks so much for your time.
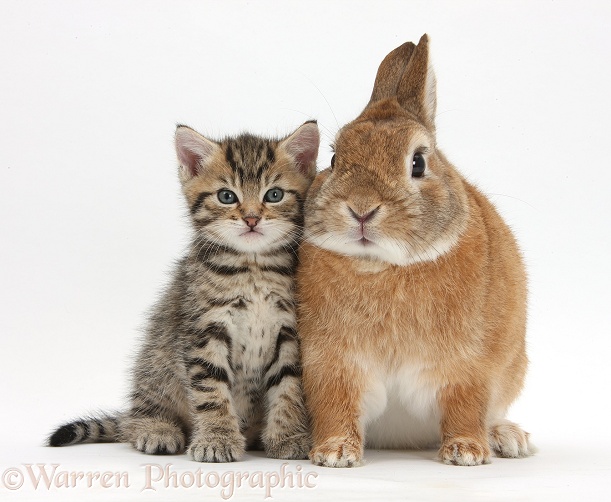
[49,121,319,462]
[49,414,120,446]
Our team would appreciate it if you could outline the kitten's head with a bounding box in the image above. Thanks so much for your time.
[175,121,319,254]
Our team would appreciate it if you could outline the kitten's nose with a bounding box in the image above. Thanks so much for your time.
[348,206,379,224]
[244,216,260,229]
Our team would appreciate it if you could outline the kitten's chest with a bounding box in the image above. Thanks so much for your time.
[225,279,293,372]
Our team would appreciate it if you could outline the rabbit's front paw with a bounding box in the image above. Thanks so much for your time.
[439,437,490,465]
[439,436,491,466]
[310,436,363,468]
[489,420,536,458]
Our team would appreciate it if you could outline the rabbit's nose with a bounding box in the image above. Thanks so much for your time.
[348,206,379,224]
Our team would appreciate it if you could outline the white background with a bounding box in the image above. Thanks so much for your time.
[1,1,610,500]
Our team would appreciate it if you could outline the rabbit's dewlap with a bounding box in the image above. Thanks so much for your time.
[296,35,534,468]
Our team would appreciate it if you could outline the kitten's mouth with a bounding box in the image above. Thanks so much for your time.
[358,236,373,246]
[241,229,263,237]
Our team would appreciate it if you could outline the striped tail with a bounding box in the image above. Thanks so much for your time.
[48,414,121,447]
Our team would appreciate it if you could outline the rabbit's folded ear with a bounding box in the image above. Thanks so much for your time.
[397,34,437,129]
[368,41,416,104]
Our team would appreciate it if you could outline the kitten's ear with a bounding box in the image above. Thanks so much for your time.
[396,34,437,129]
[279,120,320,180]
[175,125,221,179]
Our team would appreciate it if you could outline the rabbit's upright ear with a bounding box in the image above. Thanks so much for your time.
[397,34,437,129]
[368,41,416,105]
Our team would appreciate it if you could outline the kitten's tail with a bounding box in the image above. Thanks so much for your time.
[48,413,121,447]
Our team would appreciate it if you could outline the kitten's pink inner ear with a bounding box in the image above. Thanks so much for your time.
[283,121,320,178]
[175,126,218,178]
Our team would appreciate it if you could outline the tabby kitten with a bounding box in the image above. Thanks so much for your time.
[49,121,320,462]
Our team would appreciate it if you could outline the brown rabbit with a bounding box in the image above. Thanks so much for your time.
[296,35,534,467]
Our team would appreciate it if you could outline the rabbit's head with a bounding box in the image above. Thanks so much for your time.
[305,35,469,267]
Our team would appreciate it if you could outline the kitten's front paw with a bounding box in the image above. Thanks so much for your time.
[132,422,186,455]
[188,430,246,463]
[439,437,491,466]
[310,436,363,468]
[265,431,311,460]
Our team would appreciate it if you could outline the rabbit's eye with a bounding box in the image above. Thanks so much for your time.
[331,154,336,169]
[412,153,426,178]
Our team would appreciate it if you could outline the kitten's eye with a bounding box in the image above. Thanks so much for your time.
[217,189,238,204]
[412,153,426,178]
[263,188,284,203]
[330,154,336,169]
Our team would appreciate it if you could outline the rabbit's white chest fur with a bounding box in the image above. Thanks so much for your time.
[362,364,440,449]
